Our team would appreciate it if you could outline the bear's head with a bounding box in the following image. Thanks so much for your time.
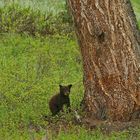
[59,84,72,96]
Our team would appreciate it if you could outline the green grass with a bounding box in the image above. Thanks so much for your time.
[0,34,84,139]
[0,0,140,139]
[131,0,140,27]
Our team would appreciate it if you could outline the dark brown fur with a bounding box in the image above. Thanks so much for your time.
[49,84,72,115]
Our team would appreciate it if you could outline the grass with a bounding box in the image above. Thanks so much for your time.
[0,34,84,139]
[131,0,140,27]
[0,0,140,139]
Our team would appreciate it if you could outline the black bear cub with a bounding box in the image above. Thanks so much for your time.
[49,84,72,115]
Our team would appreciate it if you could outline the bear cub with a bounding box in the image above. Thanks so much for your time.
[49,84,72,115]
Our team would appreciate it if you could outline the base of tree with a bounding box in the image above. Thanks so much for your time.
[82,117,140,133]
[81,98,140,121]
[42,111,140,135]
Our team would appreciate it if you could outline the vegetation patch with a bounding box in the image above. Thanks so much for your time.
[0,4,73,37]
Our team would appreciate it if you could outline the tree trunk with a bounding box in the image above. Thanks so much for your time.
[68,0,140,121]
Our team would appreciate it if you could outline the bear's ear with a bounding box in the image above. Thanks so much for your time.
[68,84,72,89]
[59,85,62,88]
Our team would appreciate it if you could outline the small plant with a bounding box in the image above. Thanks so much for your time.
[0,4,73,37]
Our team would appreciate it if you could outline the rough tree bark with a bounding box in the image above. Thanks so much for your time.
[68,0,140,121]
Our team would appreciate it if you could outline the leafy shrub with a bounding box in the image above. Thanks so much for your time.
[0,4,73,37]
